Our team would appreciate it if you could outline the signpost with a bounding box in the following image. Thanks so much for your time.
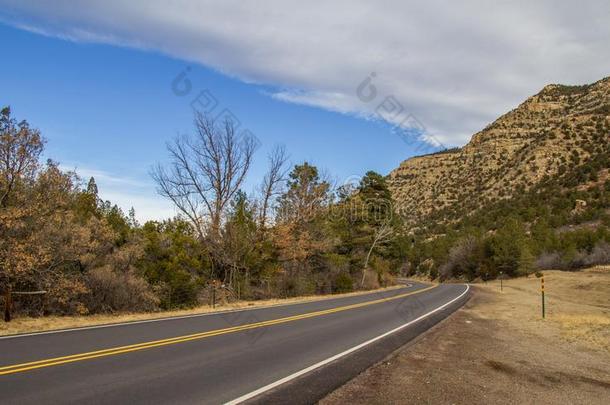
[209,280,218,309]
[541,276,545,319]
[3,290,11,322]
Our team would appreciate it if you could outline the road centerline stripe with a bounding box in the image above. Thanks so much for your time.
[0,284,438,376]
[225,284,470,405]
[0,284,411,340]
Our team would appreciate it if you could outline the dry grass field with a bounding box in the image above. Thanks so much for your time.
[479,267,610,352]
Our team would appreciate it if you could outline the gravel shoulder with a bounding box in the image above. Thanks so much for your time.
[321,268,610,405]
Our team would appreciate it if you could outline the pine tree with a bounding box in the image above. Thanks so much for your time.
[128,207,139,228]
[86,177,98,197]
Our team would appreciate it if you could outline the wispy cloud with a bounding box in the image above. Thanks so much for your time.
[60,163,176,222]
[1,0,609,146]
[61,164,146,188]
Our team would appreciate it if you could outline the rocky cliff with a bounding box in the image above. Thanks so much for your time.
[388,76,610,227]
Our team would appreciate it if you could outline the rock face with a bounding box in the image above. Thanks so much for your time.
[388,77,610,226]
[572,199,588,215]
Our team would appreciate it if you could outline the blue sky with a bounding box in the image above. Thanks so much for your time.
[1,1,609,220]
[1,22,422,220]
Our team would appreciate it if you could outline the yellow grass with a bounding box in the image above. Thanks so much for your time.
[0,284,405,337]
[555,314,610,351]
[477,265,610,353]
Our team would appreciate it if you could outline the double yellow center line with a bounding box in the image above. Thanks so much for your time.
[0,284,437,376]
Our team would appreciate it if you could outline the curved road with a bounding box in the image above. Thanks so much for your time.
[0,281,469,404]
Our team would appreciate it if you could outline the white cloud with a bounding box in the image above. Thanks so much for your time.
[1,0,610,146]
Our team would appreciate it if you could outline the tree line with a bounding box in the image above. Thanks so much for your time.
[1,107,406,318]
[2,105,607,319]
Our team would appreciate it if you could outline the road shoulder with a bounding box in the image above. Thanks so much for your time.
[321,273,610,405]
[245,284,469,405]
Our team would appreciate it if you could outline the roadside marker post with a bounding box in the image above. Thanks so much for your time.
[541,277,545,319]
[3,290,12,322]
[212,281,217,309]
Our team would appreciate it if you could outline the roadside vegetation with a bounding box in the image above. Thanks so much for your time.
[404,147,610,281]
[389,77,610,283]
[1,100,608,321]
[0,107,406,319]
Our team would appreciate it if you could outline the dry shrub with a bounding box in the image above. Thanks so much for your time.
[536,241,610,270]
[82,240,159,313]
[585,241,610,266]
[371,257,394,287]
[417,258,435,276]
[379,271,395,287]
[85,266,159,313]
[272,272,316,298]
[535,252,564,270]
[439,236,480,281]
[400,261,413,277]
[20,275,90,316]
[362,269,380,290]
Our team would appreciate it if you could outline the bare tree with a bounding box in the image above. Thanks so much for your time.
[361,220,394,287]
[258,145,289,229]
[152,112,256,241]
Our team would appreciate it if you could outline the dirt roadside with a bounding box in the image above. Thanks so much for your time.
[321,268,610,405]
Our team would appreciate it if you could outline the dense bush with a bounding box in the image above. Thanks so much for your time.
[84,266,159,313]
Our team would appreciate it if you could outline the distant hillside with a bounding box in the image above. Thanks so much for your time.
[387,76,609,280]
[388,76,610,229]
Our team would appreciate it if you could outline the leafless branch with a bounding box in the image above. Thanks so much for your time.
[152,111,256,240]
[258,145,289,229]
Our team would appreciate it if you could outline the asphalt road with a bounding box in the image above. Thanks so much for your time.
[0,281,469,404]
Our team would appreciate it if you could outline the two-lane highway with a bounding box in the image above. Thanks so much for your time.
[0,282,469,404]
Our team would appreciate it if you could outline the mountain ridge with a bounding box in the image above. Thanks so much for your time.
[388,76,610,228]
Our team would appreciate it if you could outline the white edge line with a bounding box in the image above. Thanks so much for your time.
[225,284,470,405]
[0,284,414,340]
